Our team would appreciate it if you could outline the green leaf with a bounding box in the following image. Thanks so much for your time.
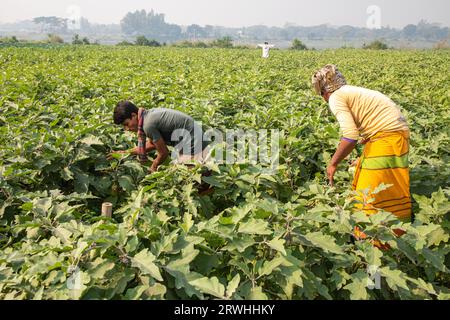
[219,206,250,225]
[256,197,278,215]
[330,270,349,290]
[226,274,240,298]
[61,167,74,181]
[369,211,398,225]
[181,213,194,233]
[222,236,255,253]
[359,241,383,266]
[372,183,393,195]
[53,226,72,244]
[238,218,271,235]
[281,269,303,299]
[421,248,448,272]
[409,277,436,295]
[267,238,287,256]
[118,176,135,192]
[87,258,115,279]
[202,176,224,188]
[189,276,225,299]
[167,245,200,270]
[81,135,103,146]
[33,197,52,216]
[248,286,268,300]
[124,285,147,300]
[258,256,283,276]
[425,226,449,246]
[344,270,369,300]
[303,232,344,254]
[131,249,163,282]
[74,173,90,194]
[380,267,410,291]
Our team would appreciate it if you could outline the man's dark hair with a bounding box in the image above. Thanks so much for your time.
[264,41,269,45]
[113,101,139,125]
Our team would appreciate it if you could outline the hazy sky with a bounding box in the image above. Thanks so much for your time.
[1,0,449,28]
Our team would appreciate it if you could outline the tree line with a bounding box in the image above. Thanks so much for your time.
[0,11,443,44]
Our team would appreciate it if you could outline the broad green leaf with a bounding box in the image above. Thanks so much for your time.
[118,176,135,192]
[344,271,369,300]
[267,238,287,256]
[146,283,167,298]
[87,258,115,279]
[33,197,52,216]
[222,236,255,253]
[202,176,224,188]
[248,286,268,300]
[81,135,103,146]
[359,242,383,266]
[256,197,278,215]
[124,285,147,300]
[421,248,448,272]
[181,213,194,233]
[74,173,90,194]
[303,232,344,254]
[238,218,271,235]
[258,256,283,276]
[281,269,303,299]
[167,245,200,270]
[131,249,163,282]
[380,267,410,291]
[189,276,225,299]
[226,274,240,298]
[372,183,393,195]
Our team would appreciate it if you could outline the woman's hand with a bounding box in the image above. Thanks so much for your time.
[327,164,337,187]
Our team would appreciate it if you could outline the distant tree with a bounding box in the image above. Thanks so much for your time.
[120,9,181,41]
[211,36,233,48]
[147,39,161,47]
[33,16,67,34]
[433,39,450,50]
[363,40,389,50]
[203,25,215,38]
[0,36,19,44]
[187,24,206,39]
[174,40,209,48]
[403,24,417,39]
[290,38,308,50]
[82,37,90,45]
[47,34,64,44]
[135,35,161,47]
[72,34,83,45]
[116,40,134,46]
[337,25,357,40]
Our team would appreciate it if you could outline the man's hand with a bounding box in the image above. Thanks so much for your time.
[327,164,337,187]
[149,138,169,173]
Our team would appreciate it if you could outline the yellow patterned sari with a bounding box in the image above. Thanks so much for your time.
[352,130,412,222]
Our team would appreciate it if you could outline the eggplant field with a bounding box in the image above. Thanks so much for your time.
[0,47,449,300]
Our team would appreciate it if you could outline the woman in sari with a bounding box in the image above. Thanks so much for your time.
[312,64,412,223]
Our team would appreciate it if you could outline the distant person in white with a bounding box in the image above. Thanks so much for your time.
[257,42,275,58]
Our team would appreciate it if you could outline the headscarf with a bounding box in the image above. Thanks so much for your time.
[312,64,347,96]
[137,108,148,163]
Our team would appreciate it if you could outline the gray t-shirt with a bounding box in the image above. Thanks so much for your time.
[142,108,209,156]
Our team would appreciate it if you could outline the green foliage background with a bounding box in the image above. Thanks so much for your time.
[0,47,449,300]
